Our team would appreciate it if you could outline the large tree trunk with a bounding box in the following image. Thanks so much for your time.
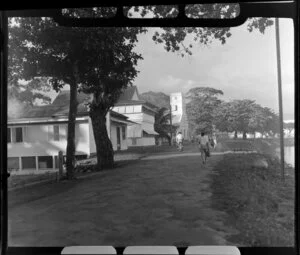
[66,82,78,180]
[90,108,114,170]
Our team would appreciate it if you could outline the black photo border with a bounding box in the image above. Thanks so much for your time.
[0,1,298,255]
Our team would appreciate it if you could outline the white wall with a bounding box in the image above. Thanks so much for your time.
[89,116,128,154]
[122,112,144,123]
[89,117,96,154]
[143,113,155,124]
[110,125,117,150]
[110,124,128,151]
[170,92,183,116]
[127,137,155,147]
[113,104,157,146]
[113,105,142,114]
[8,122,90,158]
[127,124,142,138]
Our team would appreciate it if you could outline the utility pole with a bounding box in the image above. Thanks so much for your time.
[170,105,173,146]
[275,18,285,181]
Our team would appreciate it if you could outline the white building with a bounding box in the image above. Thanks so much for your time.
[170,92,190,140]
[7,92,132,175]
[112,86,158,146]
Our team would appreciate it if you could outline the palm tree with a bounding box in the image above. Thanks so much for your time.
[154,107,176,145]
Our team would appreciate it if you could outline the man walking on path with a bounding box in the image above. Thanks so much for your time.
[176,131,184,151]
[197,132,210,164]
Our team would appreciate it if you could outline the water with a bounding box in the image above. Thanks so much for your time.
[276,146,295,167]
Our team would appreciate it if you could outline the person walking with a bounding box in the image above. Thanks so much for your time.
[212,133,217,149]
[198,132,210,164]
[176,131,184,151]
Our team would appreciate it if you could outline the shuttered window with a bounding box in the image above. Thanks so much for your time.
[122,126,126,140]
[8,127,24,143]
[54,125,60,141]
[7,128,11,143]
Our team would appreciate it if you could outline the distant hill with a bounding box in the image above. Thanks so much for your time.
[139,91,170,109]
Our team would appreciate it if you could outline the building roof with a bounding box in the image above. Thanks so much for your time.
[52,90,92,108]
[8,93,90,120]
[8,86,157,122]
[118,86,139,101]
[115,99,158,112]
[8,92,128,123]
[110,110,128,121]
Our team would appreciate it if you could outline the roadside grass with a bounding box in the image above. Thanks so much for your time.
[8,172,58,189]
[211,153,294,246]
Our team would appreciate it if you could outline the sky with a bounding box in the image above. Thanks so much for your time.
[50,18,294,120]
[131,18,294,120]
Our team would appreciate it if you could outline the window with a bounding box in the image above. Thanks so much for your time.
[132,138,137,145]
[7,127,23,143]
[15,127,23,142]
[38,156,53,169]
[7,128,11,143]
[125,106,134,113]
[54,155,58,169]
[54,125,59,141]
[122,126,126,140]
[22,156,36,169]
[7,157,19,170]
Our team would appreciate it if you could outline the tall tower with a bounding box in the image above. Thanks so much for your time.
[170,92,190,140]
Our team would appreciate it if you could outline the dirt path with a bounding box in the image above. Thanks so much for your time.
[8,153,239,246]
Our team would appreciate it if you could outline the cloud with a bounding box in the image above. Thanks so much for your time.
[157,75,197,94]
[158,75,181,87]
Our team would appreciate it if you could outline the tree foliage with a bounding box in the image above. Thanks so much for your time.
[154,107,176,144]
[128,4,274,56]
[214,100,280,139]
[186,87,223,135]
[284,122,294,137]
[186,87,280,139]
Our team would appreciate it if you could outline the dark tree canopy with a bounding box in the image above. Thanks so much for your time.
[154,107,176,144]
[126,4,273,56]
[186,87,224,135]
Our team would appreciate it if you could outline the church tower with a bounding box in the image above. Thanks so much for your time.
[170,92,190,140]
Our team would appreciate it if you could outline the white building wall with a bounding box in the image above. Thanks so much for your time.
[113,104,157,146]
[89,117,96,154]
[127,124,142,138]
[89,117,128,153]
[121,127,128,150]
[127,137,155,147]
[143,113,155,124]
[142,122,155,131]
[170,92,183,116]
[110,125,128,151]
[113,105,142,114]
[7,122,90,158]
[110,125,118,151]
[170,92,190,140]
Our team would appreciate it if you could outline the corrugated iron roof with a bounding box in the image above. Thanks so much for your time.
[118,86,139,101]
[8,86,157,121]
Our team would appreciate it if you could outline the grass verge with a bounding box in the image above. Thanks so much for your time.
[211,153,294,246]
